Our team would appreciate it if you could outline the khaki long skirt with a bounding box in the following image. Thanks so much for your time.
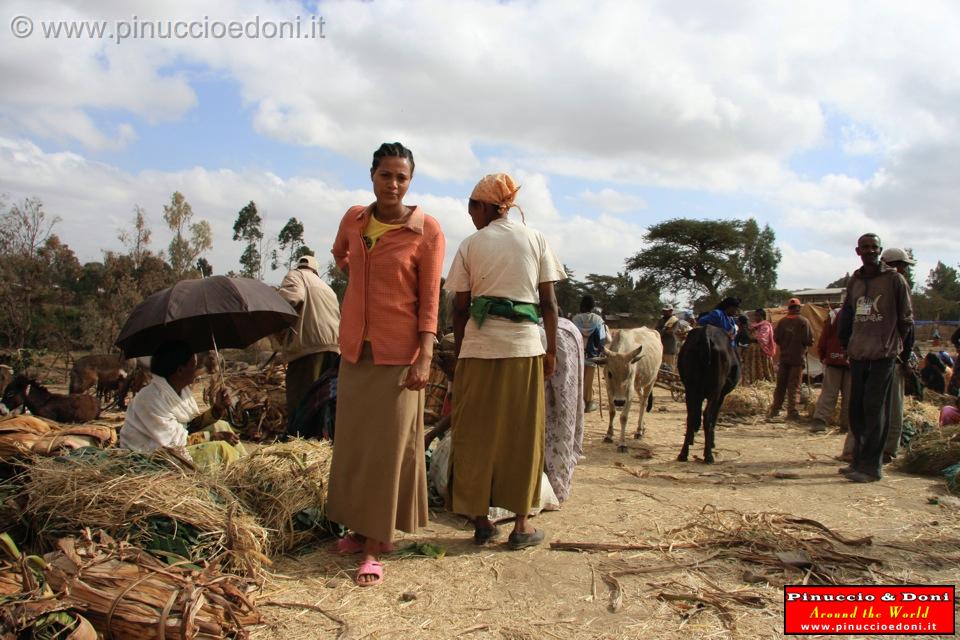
[451,356,545,517]
[325,344,428,543]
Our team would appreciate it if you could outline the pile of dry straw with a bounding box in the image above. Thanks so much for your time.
[722,381,774,417]
[17,449,268,578]
[219,439,334,554]
[898,424,960,476]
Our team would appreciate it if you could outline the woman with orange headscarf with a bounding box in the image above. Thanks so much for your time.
[445,173,567,550]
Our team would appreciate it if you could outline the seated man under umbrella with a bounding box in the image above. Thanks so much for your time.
[119,340,245,469]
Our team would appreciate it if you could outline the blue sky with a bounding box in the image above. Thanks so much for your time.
[1,0,957,294]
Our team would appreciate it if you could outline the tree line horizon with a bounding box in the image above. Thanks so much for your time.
[1,191,957,356]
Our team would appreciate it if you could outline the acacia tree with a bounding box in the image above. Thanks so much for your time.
[626,217,784,309]
[625,219,743,300]
[163,192,211,278]
[233,201,263,279]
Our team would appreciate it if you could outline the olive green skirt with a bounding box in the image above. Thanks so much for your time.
[450,356,544,517]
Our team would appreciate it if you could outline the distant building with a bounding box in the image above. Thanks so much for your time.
[791,288,845,305]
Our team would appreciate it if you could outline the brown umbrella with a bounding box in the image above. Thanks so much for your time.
[115,276,298,358]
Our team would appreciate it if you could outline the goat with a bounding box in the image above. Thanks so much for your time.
[2,375,100,423]
[69,354,128,405]
[115,363,152,409]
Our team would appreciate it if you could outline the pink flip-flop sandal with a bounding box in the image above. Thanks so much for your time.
[355,559,384,587]
[335,534,394,555]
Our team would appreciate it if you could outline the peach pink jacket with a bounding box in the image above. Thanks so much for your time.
[332,204,445,365]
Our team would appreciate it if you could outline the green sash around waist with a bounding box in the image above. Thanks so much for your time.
[469,296,541,328]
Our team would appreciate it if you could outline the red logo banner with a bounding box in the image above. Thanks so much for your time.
[784,585,955,635]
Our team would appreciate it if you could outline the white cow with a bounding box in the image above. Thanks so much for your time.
[595,327,663,452]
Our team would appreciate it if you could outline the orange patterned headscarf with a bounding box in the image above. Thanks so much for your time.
[470,173,524,220]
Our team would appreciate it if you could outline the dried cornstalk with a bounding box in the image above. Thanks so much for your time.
[206,366,287,442]
[43,532,261,640]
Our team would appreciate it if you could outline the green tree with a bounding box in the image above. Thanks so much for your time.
[917,261,960,321]
[926,262,960,300]
[271,217,311,271]
[582,271,661,323]
[163,191,211,278]
[117,205,152,269]
[196,257,213,278]
[233,201,264,279]
[735,220,781,292]
[627,217,784,309]
[625,218,744,300]
[0,197,65,348]
[827,273,851,288]
[325,261,348,303]
[553,264,583,317]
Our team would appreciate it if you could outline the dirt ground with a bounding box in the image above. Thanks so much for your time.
[238,382,960,640]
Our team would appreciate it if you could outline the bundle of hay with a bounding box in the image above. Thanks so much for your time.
[19,449,268,577]
[205,365,287,442]
[722,381,774,417]
[923,388,957,407]
[219,439,335,554]
[900,397,942,447]
[898,424,960,476]
[42,531,260,640]
[904,397,942,428]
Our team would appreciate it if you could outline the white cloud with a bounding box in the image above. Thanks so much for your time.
[0,137,655,286]
[578,188,646,213]
[1,1,958,296]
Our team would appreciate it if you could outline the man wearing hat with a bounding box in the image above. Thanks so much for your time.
[878,247,916,463]
[277,254,342,416]
[768,297,813,420]
[656,305,680,371]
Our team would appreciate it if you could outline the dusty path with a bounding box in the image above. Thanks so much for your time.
[251,384,960,640]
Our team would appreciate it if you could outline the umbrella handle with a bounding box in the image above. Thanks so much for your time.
[210,331,233,421]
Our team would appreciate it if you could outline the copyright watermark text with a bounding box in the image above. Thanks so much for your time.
[9,14,326,44]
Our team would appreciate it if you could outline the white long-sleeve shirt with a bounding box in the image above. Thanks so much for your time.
[119,376,200,452]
